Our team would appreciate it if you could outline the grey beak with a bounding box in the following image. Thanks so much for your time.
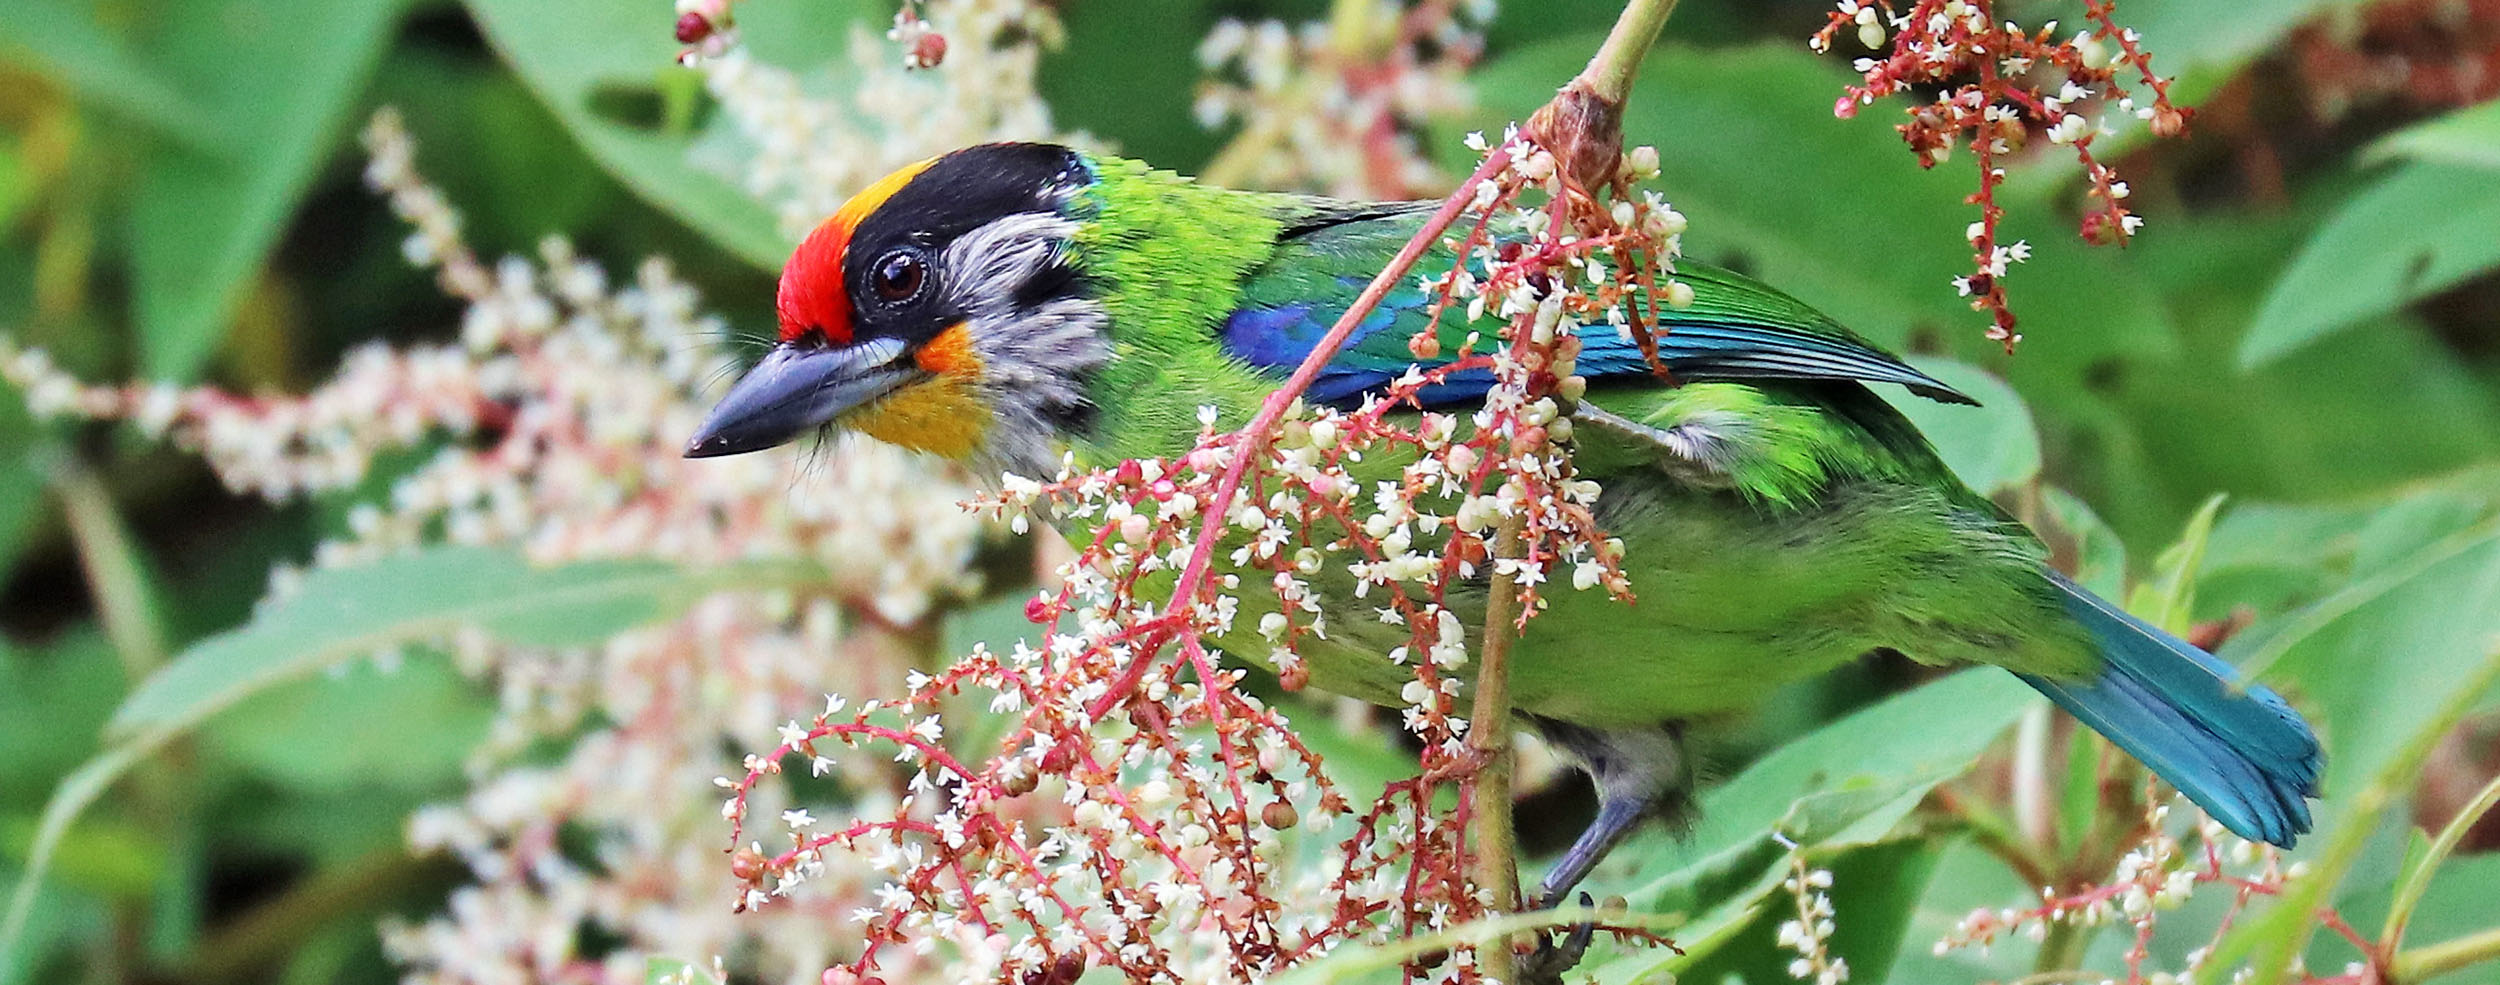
[684,337,915,458]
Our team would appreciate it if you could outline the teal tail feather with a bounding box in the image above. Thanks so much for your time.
[2017,572,2322,847]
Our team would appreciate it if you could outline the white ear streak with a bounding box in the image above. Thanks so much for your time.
[941,212,1113,480]
[943,213,1079,319]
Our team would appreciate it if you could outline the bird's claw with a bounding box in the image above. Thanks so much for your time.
[1516,892,1598,985]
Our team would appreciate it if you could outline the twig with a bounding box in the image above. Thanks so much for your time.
[2392,925,2500,985]
[1577,0,1680,105]
[1467,511,1529,980]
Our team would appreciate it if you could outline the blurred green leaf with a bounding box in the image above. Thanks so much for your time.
[0,141,31,231]
[0,814,159,898]
[1887,358,2041,495]
[112,547,784,733]
[129,0,408,381]
[2127,0,2371,103]
[1041,0,1225,171]
[0,2,219,150]
[462,0,866,270]
[1878,837,2034,982]
[202,652,491,790]
[2366,98,2500,171]
[2216,506,2500,981]
[0,866,105,985]
[0,633,122,809]
[2127,493,2225,634]
[2089,209,2500,544]
[2240,164,2500,368]
[0,547,825,969]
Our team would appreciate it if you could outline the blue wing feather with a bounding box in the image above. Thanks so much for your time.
[1221,203,1975,408]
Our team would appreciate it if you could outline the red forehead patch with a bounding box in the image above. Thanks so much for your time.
[775,157,940,344]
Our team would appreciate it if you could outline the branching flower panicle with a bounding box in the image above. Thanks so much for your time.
[1810,0,2190,349]
[1933,794,2363,985]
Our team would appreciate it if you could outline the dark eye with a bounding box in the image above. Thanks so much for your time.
[871,250,927,304]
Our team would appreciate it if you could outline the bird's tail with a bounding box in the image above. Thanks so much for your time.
[2016,572,2322,847]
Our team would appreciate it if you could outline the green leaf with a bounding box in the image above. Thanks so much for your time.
[2126,0,2374,104]
[201,652,492,790]
[128,0,408,381]
[0,547,825,969]
[2214,510,2500,982]
[461,0,866,270]
[2365,98,2500,171]
[110,547,780,734]
[1583,671,2036,979]
[2240,164,2500,368]
[0,864,105,985]
[0,2,219,150]
[0,633,122,810]
[1885,357,2041,496]
[2126,493,2226,634]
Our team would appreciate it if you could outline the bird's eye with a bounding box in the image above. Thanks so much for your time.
[871,250,927,304]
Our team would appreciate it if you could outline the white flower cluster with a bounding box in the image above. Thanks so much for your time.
[695,0,1074,240]
[1773,837,1850,985]
[1192,0,1495,197]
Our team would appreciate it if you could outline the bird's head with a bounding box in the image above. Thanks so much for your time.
[684,143,1111,475]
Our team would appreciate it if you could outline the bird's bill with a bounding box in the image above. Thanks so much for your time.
[684,337,915,458]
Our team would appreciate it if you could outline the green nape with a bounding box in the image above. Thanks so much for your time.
[1066,154,1297,465]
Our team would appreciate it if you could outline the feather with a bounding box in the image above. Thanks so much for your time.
[2019,572,2322,847]
[1220,202,1977,408]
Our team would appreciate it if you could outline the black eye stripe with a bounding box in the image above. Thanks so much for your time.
[840,143,1089,342]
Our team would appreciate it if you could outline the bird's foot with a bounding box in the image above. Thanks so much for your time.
[1515,893,1597,985]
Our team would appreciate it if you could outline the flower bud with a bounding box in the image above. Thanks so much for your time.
[1624,145,1660,179]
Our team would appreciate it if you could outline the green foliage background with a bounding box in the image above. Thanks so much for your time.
[4,1,2500,984]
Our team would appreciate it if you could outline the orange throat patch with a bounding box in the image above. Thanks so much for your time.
[851,323,988,460]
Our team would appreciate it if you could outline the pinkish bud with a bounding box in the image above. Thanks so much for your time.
[675,12,714,44]
[909,31,948,68]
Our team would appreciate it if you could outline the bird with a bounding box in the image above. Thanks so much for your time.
[684,142,2322,929]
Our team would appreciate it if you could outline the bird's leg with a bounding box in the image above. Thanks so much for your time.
[1516,717,1692,984]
